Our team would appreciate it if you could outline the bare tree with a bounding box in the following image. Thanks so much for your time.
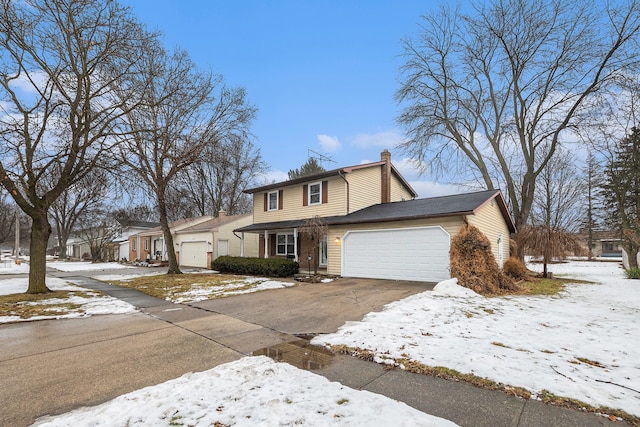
[396,0,640,257]
[530,149,585,233]
[118,43,257,274]
[77,209,121,262]
[170,135,264,218]
[0,193,14,244]
[300,215,327,275]
[50,168,110,260]
[0,0,149,293]
[521,225,579,278]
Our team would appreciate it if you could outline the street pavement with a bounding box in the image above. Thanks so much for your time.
[0,273,621,426]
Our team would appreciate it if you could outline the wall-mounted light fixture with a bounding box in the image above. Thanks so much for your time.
[334,237,341,243]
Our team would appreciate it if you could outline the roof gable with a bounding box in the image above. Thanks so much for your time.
[244,160,417,198]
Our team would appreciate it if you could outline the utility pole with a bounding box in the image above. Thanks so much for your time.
[14,204,20,263]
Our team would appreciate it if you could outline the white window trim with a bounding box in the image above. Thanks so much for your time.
[268,190,279,211]
[132,239,137,251]
[276,232,295,256]
[144,239,149,251]
[308,181,322,205]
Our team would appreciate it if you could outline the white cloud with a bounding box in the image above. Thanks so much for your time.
[350,130,406,149]
[393,157,429,180]
[317,134,341,152]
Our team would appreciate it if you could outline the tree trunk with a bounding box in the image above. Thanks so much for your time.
[57,231,69,260]
[157,195,181,275]
[28,211,52,294]
[626,246,639,269]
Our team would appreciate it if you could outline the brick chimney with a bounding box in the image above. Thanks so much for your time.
[381,149,391,203]
[218,209,226,218]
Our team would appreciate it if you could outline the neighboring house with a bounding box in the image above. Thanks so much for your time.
[574,229,623,258]
[112,220,159,262]
[128,216,213,262]
[66,234,91,260]
[236,150,516,282]
[174,211,258,268]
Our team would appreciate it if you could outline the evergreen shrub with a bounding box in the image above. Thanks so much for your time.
[212,256,299,277]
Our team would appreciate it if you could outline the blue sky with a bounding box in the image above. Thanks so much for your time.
[122,1,462,198]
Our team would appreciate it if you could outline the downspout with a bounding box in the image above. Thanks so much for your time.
[338,170,350,214]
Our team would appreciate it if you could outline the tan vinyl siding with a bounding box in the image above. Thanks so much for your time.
[326,217,465,275]
[390,174,413,202]
[218,220,259,258]
[347,167,382,212]
[253,177,346,223]
[467,199,511,266]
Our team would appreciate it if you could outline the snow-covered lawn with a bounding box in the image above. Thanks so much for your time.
[0,277,137,323]
[312,261,640,418]
[0,259,30,274]
[47,261,134,272]
[33,356,456,427]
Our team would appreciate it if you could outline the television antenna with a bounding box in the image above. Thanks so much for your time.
[308,149,336,169]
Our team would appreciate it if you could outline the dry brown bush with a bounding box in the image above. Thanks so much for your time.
[450,224,520,295]
[502,257,529,281]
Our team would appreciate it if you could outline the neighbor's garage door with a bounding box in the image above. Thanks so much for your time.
[342,226,450,282]
[180,241,208,268]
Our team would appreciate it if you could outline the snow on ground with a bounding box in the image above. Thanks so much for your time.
[312,261,640,417]
[33,356,456,427]
[171,276,295,303]
[0,259,30,274]
[47,261,134,272]
[0,277,137,323]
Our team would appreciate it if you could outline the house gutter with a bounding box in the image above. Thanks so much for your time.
[338,170,349,214]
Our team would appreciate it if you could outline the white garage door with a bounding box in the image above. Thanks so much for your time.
[342,226,450,282]
[181,242,208,268]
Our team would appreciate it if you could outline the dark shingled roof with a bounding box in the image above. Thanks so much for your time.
[235,190,516,233]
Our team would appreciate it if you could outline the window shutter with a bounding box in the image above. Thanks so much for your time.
[303,184,308,206]
[322,181,328,204]
[264,193,268,211]
[278,190,283,210]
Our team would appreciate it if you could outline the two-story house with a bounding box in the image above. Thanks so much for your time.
[236,150,516,283]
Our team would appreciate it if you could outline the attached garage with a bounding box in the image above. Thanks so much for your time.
[341,226,450,282]
[180,241,209,268]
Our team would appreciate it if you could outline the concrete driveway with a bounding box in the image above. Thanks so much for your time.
[0,276,432,427]
[191,277,434,334]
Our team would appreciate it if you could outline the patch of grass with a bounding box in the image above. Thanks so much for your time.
[575,357,605,368]
[113,273,272,302]
[337,398,349,405]
[492,341,510,348]
[538,390,639,426]
[624,267,640,279]
[518,277,591,296]
[0,290,93,319]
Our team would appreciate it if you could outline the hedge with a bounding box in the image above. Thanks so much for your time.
[212,256,299,277]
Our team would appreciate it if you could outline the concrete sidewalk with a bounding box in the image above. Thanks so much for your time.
[1,276,620,426]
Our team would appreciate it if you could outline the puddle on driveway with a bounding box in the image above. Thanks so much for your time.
[252,339,334,371]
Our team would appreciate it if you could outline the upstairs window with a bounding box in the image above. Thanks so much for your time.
[303,180,328,206]
[264,190,283,211]
[268,191,278,211]
[309,182,321,205]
